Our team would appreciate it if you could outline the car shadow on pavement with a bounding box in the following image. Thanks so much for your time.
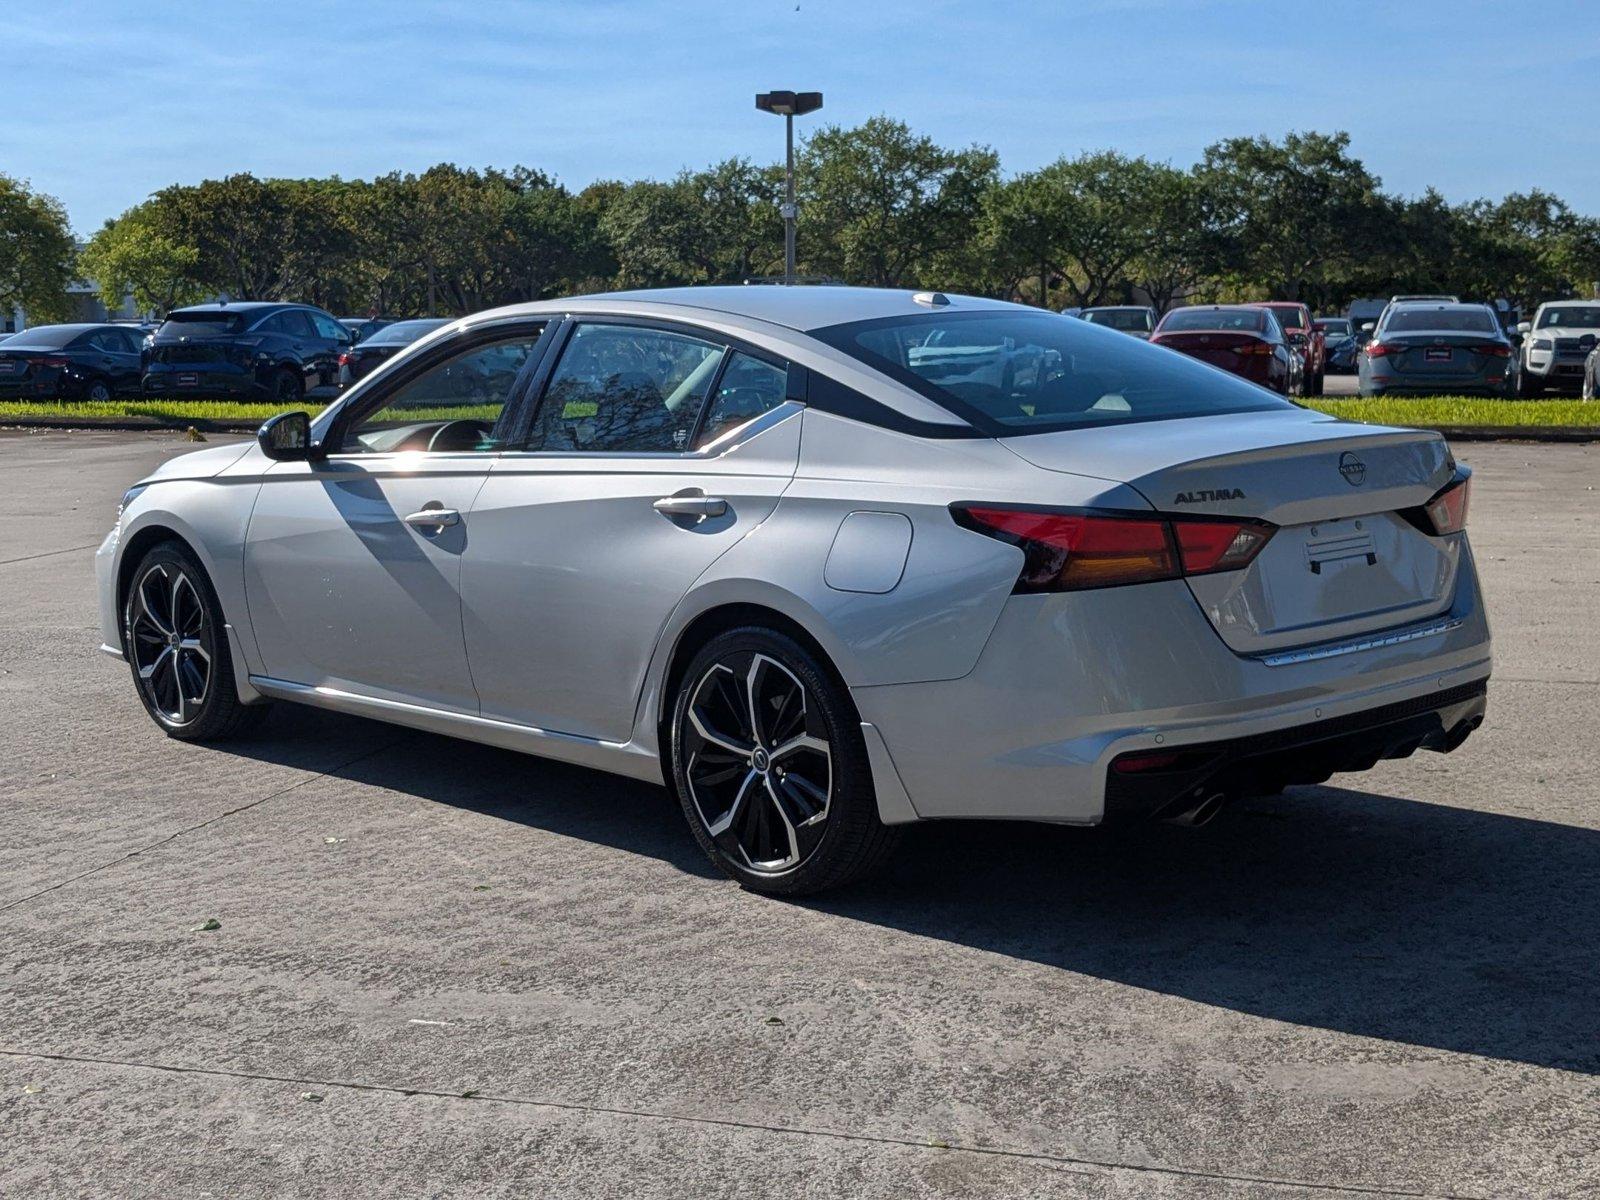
[227,705,1598,1076]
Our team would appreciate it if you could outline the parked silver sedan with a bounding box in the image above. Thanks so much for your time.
[1358,301,1515,396]
[99,287,1491,895]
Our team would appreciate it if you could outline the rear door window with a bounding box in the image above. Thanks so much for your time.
[524,323,725,453]
[695,352,788,448]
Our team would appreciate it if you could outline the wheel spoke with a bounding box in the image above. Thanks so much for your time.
[706,768,761,838]
[138,645,173,682]
[770,733,828,762]
[136,567,174,637]
[687,706,752,758]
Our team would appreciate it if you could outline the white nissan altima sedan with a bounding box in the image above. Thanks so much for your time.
[99,287,1491,895]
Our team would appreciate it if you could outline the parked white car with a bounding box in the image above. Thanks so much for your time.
[1515,301,1600,396]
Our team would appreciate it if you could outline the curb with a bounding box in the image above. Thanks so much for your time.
[1,416,266,434]
[3,416,1597,444]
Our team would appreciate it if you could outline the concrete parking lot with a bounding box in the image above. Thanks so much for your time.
[1,428,1597,1198]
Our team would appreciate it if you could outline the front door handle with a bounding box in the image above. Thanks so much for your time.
[653,491,727,519]
[403,506,460,529]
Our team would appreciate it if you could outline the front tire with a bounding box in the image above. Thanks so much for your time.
[123,541,269,741]
[670,627,899,896]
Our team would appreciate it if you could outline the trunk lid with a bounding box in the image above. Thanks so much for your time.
[1152,330,1267,372]
[1002,409,1462,654]
[1382,333,1504,377]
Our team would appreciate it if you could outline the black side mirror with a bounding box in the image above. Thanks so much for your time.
[258,410,315,461]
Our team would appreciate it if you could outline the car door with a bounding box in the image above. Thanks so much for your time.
[82,329,137,393]
[462,320,802,741]
[242,321,553,712]
[307,310,353,391]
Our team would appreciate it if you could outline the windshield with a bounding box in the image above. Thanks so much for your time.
[814,310,1294,435]
[1083,309,1153,332]
[367,319,450,346]
[159,311,250,336]
[1159,308,1267,333]
[1384,308,1496,333]
[1536,306,1600,330]
[1316,320,1352,337]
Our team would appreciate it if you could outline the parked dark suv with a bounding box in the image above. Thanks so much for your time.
[143,302,352,403]
[0,323,145,400]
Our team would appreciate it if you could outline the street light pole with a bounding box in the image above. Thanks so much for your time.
[783,110,796,284]
[756,91,823,285]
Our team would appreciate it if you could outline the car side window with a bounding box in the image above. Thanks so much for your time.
[254,312,289,335]
[86,330,121,352]
[524,323,725,454]
[695,352,788,448]
[285,310,318,338]
[310,312,347,342]
[336,331,547,454]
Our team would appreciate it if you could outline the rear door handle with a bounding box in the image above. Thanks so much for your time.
[653,491,727,519]
[403,506,460,529]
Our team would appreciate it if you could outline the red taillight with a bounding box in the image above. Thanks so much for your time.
[35,355,70,368]
[1172,521,1274,574]
[1472,343,1510,358]
[1364,342,1395,358]
[338,352,352,366]
[1423,473,1471,536]
[1234,341,1273,356]
[952,506,1275,592]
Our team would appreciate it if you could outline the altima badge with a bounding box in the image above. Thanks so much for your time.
[1339,452,1367,486]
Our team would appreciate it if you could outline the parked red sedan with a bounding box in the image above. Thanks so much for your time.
[1247,302,1324,395]
[1150,305,1298,394]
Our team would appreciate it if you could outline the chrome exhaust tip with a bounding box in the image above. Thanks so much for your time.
[1160,791,1230,828]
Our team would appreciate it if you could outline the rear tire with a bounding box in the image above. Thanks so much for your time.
[272,368,304,406]
[1309,368,1325,397]
[1583,365,1596,401]
[122,540,270,741]
[87,378,113,402]
[670,627,900,896]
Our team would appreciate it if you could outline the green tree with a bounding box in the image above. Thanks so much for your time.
[79,201,206,316]
[0,173,75,324]
[798,116,998,287]
[1196,131,1388,303]
[601,159,782,287]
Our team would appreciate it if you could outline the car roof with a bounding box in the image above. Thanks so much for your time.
[1081,305,1150,312]
[6,323,117,335]
[490,285,1026,333]
[169,301,299,314]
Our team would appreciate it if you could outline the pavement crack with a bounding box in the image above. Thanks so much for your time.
[0,738,400,914]
[0,1047,1487,1199]
[0,542,102,567]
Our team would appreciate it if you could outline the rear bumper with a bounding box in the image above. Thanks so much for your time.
[1102,679,1486,822]
[852,545,1491,825]
[143,364,265,398]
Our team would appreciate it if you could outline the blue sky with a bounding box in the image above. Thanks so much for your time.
[5,0,1598,234]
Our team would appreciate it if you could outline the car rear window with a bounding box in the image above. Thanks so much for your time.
[367,320,450,345]
[1159,309,1266,333]
[0,326,82,349]
[1264,306,1307,330]
[1083,309,1153,332]
[159,311,251,336]
[1384,308,1496,333]
[813,310,1293,435]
